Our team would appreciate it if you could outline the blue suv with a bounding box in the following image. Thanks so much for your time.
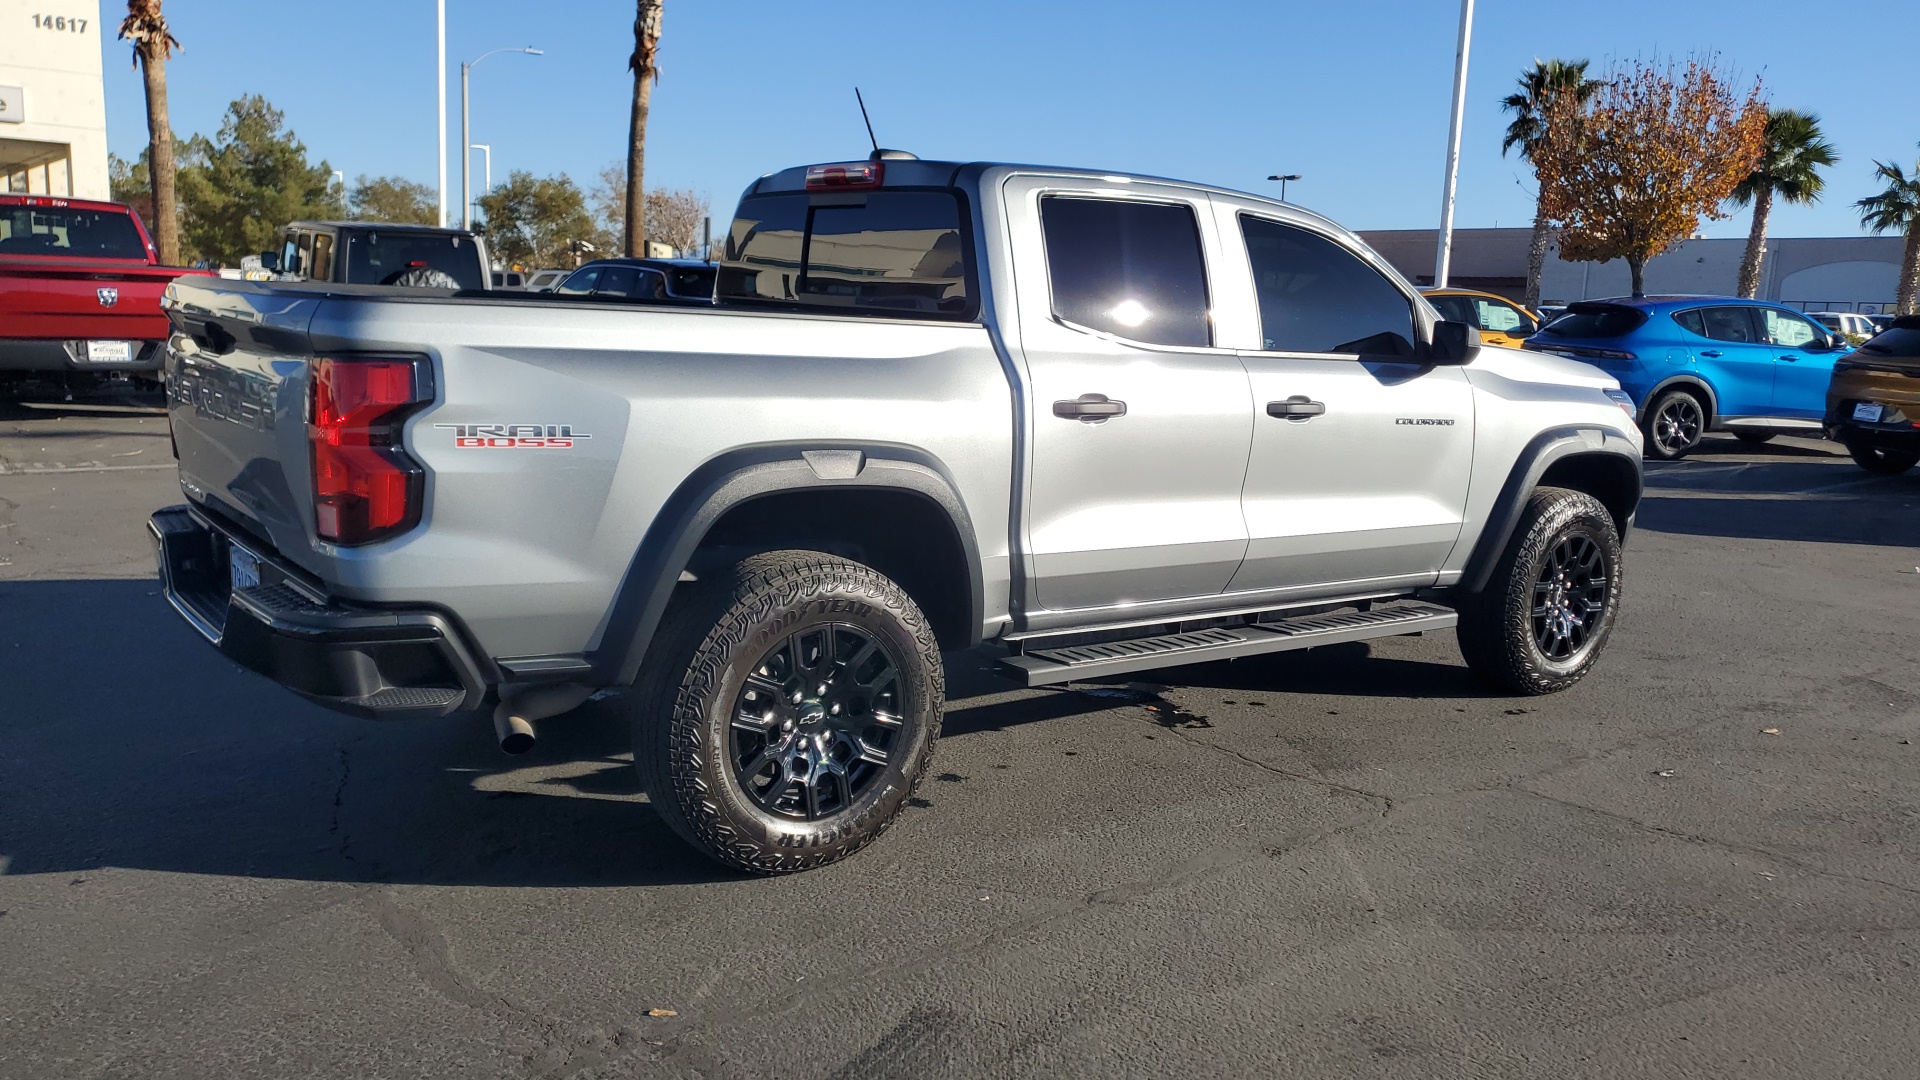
[1523,296,1852,459]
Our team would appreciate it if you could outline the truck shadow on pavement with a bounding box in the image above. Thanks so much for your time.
[0,578,1490,889]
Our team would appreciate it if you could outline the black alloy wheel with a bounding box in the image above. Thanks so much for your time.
[731,623,908,820]
[633,549,943,874]
[1644,390,1705,459]
[1531,534,1607,664]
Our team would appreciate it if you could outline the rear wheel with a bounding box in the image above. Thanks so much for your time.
[1733,431,1776,445]
[633,550,943,874]
[1843,436,1920,475]
[1642,389,1706,459]
[1457,487,1623,695]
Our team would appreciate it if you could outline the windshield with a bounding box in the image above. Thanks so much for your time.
[0,204,148,259]
[342,230,485,289]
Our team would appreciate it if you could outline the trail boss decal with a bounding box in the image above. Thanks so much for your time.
[1395,418,1456,426]
[435,423,593,449]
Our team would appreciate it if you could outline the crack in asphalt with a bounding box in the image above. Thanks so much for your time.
[1509,787,1920,900]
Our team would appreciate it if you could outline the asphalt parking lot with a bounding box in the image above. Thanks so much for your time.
[4,391,1919,1080]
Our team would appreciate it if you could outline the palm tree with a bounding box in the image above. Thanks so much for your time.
[1857,144,1920,315]
[623,0,665,258]
[117,0,181,265]
[1501,59,1602,309]
[1732,110,1837,299]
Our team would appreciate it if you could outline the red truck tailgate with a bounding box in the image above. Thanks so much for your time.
[0,256,190,340]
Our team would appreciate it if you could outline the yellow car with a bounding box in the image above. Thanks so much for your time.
[1420,287,1542,348]
[1825,314,1920,475]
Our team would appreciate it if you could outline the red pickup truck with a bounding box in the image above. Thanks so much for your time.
[0,194,208,392]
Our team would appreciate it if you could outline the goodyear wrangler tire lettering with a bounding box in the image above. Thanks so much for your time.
[632,550,943,874]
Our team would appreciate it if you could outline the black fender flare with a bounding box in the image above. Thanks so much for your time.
[1642,375,1719,426]
[588,442,984,686]
[1460,426,1643,594]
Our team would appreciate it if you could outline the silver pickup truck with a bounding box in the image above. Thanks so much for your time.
[151,153,1643,873]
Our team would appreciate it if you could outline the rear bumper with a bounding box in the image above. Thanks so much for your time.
[1828,421,1920,451]
[149,504,490,719]
[0,337,164,373]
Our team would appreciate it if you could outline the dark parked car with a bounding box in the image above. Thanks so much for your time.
[555,258,716,304]
[1525,296,1852,459]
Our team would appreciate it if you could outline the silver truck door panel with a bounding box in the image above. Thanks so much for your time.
[1231,356,1473,593]
[1000,175,1252,612]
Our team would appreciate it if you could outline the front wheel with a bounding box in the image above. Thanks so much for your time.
[1843,436,1920,476]
[1642,389,1706,459]
[1457,487,1623,695]
[633,550,943,874]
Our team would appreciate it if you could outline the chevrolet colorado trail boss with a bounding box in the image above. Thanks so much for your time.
[152,154,1643,873]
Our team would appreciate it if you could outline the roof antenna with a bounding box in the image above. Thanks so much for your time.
[855,87,880,156]
[854,88,917,162]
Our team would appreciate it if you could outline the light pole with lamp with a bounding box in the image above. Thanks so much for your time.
[468,144,490,226]
[461,47,541,231]
[1267,174,1302,203]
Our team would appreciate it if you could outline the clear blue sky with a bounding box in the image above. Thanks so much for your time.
[101,0,1916,239]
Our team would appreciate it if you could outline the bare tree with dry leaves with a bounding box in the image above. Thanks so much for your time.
[1533,58,1768,297]
[118,0,181,264]
[624,1,664,257]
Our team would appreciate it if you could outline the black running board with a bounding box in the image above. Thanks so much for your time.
[996,601,1458,687]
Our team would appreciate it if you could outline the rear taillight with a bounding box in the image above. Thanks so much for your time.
[308,357,430,545]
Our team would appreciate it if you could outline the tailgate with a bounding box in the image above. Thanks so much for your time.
[164,276,326,560]
[0,256,191,340]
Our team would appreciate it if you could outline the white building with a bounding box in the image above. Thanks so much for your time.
[0,0,110,198]
[1361,228,1906,316]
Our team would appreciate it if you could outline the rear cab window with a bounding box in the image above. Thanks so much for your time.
[0,203,147,259]
[718,190,973,318]
[343,230,485,290]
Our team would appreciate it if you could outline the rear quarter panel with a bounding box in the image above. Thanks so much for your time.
[221,294,1014,663]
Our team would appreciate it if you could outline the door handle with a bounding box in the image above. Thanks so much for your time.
[1780,354,1800,362]
[1266,396,1326,420]
[1699,350,1723,358]
[1053,393,1127,422]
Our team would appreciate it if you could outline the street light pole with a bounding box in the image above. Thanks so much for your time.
[436,0,446,227]
[461,47,542,231]
[469,144,490,225]
[1432,0,1475,288]
[1267,173,1302,203]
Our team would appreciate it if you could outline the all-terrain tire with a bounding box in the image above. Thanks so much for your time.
[1456,487,1623,695]
[1641,388,1707,460]
[633,550,943,874]
[1843,436,1920,476]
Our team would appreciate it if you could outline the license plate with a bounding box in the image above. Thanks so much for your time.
[84,340,133,364]
[1853,402,1885,423]
[229,543,261,592]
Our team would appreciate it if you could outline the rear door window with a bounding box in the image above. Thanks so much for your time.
[1041,196,1211,347]
[1700,307,1759,343]
[719,190,971,318]
[1241,215,1414,354]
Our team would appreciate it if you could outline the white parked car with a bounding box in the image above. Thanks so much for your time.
[1808,312,1877,339]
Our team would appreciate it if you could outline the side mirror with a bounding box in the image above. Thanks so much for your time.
[1828,333,1852,351]
[259,250,281,272]
[1428,320,1480,364]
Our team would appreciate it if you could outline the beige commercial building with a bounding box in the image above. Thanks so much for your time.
[1361,227,1906,316]
[0,0,110,198]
